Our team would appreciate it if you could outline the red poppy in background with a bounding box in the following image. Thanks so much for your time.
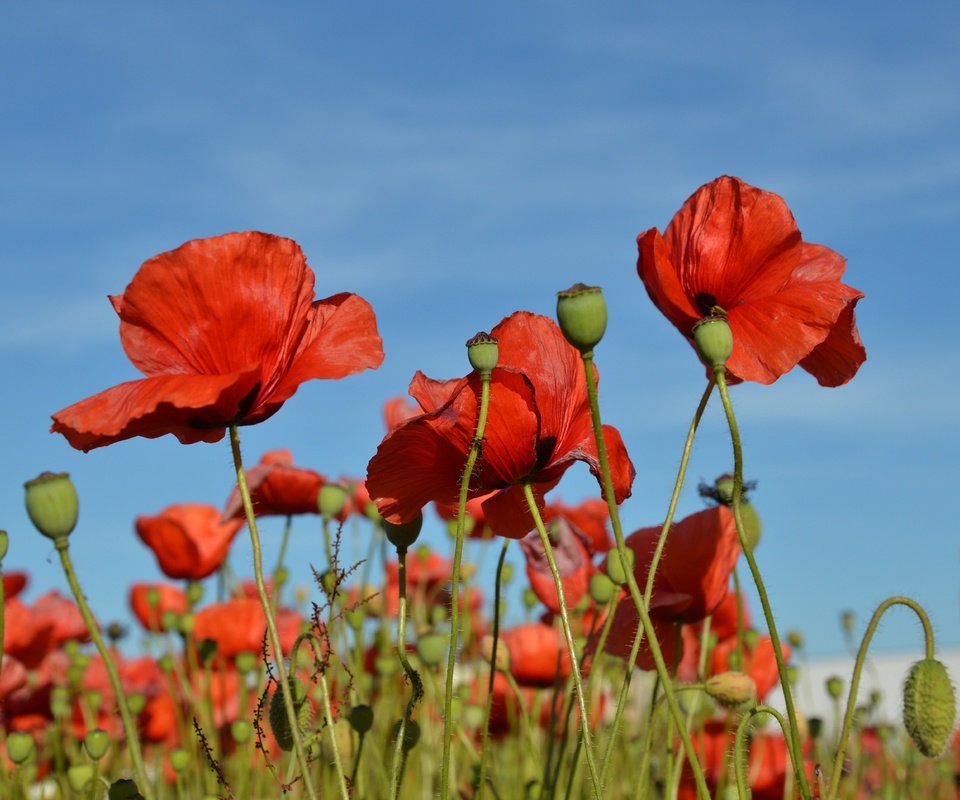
[434,493,496,540]
[136,504,243,580]
[2,571,28,600]
[223,449,325,519]
[711,633,790,701]
[520,517,594,614]
[637,176,865,386]
[33,591,91,647]
[382,396,420,432]
[2,599,55,670]
[544,498,612,554]
[193,597,302,660]
[367,313,634,539]
[51,231,384,451]
[603,506,739,670]
[501,623,572,688]
[129,582,189,632]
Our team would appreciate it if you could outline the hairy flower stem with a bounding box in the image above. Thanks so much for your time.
[54,539,154,800]
[825,596,934,800]
[713,370,810,800]
[390,545,424,800]
[523,482,604,799]
[580,351,711,800]
[734,705,791,800]
[228,425,318,800]
[476,537,510,799]
[440,370,492,800]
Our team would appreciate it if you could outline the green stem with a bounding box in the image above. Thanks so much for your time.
[390,545,423,800]
[713,368,810,800]
[523,482,603,799]
[733,705,791,800]
[477,537,510,798]
[440,370,492,800]
[580,350,711,800]
[228,424,317,800]
[54,539,154,800]
[825,595,934,800]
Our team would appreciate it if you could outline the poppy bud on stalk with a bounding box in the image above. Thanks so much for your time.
[0,529,8,561]
[348,704,375,734]
[383,512,423,551]
[556,283,607,353]
[902,657,956,757]
[318,483,347,518]
[466,331,499,375]
[692,314,733,368]
[269,677,313,752]
[5,731,35,765]
[24,471,79,541]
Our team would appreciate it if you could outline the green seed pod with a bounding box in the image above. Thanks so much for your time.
[363,500,382,523]
[318,483,348,518]
[556,284,607,353]
[416,632,448,666]
[705,671,757,708]
[231,720,252,744]
[466,331,499,375]
[692,315,733,368]
[606,547,635,586]
[108,778,144,800]
[786,630,805,650]
[589,572,616,605]
[5,732,36,765]
[383,512,423,551]
[903,658,956,757]
[347,704,374,734]
[522,588,539,610]
[83,728,110,760]
[169,748,191,773]
[738,500,763,551]
[68,764,96,793]
[269,677,313,752]
[825,675,845,700]
[23,471,79,541]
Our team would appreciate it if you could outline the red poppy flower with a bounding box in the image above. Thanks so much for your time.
[129,582,189,632]
[2,599,55,669]
[2,571,28,600]
[51,231,384,451]
[136,503,243,580]
[544,497,612,553]
[433,492,497,540]
[367,312,635,539]
[223,449,325,519]
[32,591,90,647]
[519,517,594,614]
[637,176,865,386]
[501,623,572,688]
[603,506,739,670]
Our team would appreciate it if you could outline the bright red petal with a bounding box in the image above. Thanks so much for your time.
[799,299,866,386]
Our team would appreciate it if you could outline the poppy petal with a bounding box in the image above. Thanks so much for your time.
[799,299,866,386]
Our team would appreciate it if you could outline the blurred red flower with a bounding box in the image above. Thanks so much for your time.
[520,517,594,615]
[51,231,383,451]
[129,582,189,632]
[544,498,612,554]
[2,571,28,600]
[223,449,325,519]
[136,504,242,580]
[367,313,634,539]
[501,623,572,688]
[192,597,302,661]
[603,506,740,670]
[637,176,865,386]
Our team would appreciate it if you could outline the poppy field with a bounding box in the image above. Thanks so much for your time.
[2,176,958,799]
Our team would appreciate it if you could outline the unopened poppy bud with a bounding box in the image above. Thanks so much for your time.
[84,728,110,760]
[466,331,499,375]
[347,704,374,734]
[169,748,190,773]
[462,703,484,729]
[383,512,423,551]
[24,471,79,541]
[107,622,126,643]
[127,692,145,715]
[786,630,805,650]
[161,610,180,630]
[589,572,616,604]
[826,675,845,699]
[186,581,204,606]
[705,671,757,707]
[51,686,71,719]
[0,529,8,561]
[606,547,635,586]
[500,563,514,583]
[375,654,398,676]
[391,718,421,752]
[417,632,448,666]
[108,778,143,800]
[902,657,956,757]
[231,720,252,744]
[480,634,510,672]
[807,717,823,739]
[522,588,539,610]
[840,610,856,636]
[318,483,347,518]
[270,677,312,752]
[68,764,96,793]
[743,628,760,649]
[692,314,733,368]
[6,731,35,764]
[556,283,607,353]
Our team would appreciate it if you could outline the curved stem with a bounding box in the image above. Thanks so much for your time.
[229,424,317,800]
[580,351,711,800]
[54,540,154,800]
[523,482,603,799]
[440,371,492,800]
[713,369,810,800]
[825,595,934,800]
[733,705,791,800]
[476,537,510,798]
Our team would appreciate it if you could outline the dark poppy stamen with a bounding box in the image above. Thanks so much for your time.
[693,292,718,316]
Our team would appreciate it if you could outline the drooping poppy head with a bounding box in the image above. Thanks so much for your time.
[51,231,384,451]
[367,312,634,539]
[637,176,865,386]
[136,503,243,580]
[129,582,189,633]
[519,518,594,615]
[223,449,325,519]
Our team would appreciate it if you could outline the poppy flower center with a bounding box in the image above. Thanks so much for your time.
[693,292,718,316]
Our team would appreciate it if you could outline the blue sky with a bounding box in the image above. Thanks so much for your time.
[1,2,958,659]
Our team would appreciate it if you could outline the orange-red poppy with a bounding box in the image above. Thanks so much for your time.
[51,231,383,451]
[223,449,325,519]
[136,503,242,580]
[501,623,572,688]
[367,313,634,539]
[637,176,865,386]
[2,571,28,600]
